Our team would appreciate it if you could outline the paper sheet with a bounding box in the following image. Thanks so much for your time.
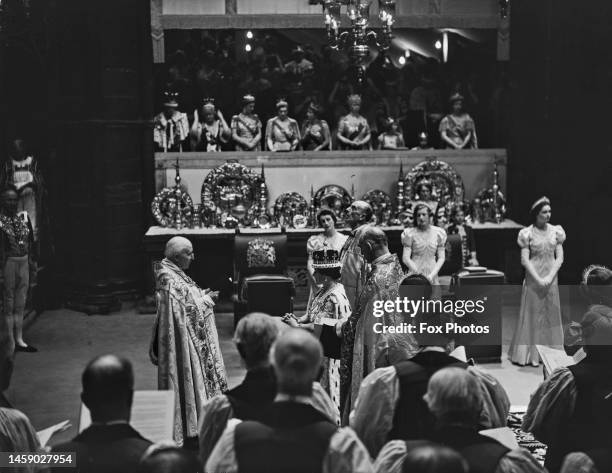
[37,420,71,447]
[79,390,175,443]
[479,427,520,450]
[536,345,585,378]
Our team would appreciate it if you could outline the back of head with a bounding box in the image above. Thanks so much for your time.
[402,443,468,473]
[0,408,40,453]
[362,226,388,248]
[139,445,201,473]
[82,355,134,421]
[234,312,280,369]
[580,265,612,359]
[353,200,373,223]
[165,236,192,260]
[272,329,322,397]
[425,368,482,427]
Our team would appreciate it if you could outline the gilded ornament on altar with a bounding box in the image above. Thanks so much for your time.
[151,160,194,228]
[402,159,465,225]
[312,185,353,227]
[201,161,268,227]
[362,189,393,226]
[247,238,277,268]
[273,192,309,228]
[474,164,506,223]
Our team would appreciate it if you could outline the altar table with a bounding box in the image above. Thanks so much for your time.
[143,220,524,301]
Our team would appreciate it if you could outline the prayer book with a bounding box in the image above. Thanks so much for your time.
[78,390,175,443]
[536,345,586,378]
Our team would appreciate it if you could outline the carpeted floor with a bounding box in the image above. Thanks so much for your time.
[6,303,545,446]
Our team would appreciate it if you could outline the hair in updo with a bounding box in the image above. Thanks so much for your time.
[529,197,551,223]
[317,208,337,227]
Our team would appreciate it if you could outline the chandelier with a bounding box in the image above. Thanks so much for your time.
[321,0,396,82]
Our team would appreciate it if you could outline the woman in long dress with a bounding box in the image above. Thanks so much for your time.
[336,94,372,150]
[508,197,565,366]
[265,99,300,152]
[283,249,350,414]
[230,94,262,151]
[402,203,447,287]
[306,209,348,305]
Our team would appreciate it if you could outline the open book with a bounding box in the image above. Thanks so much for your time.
[78,390,175,443]
[536,345,586,378]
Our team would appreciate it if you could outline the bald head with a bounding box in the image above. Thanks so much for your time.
[234,312,280,369]
[82,354,134,422]
[359,226,389,262]
[165,236,194,270]
[272,329,323,396]
[348,200,373,229]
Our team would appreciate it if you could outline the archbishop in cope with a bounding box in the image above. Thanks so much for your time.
[150,236,227,445]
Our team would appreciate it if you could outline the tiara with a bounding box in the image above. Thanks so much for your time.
[449,93,464,103]
[243,94,256,102]
[347,94,362,104]
[276,98,288,108]
[581,264,612,285]
[312,249,342,269]
[530,196,550,212]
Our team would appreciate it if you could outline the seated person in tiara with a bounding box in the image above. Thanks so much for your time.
[446,204,479,267]
[377,118,407,150]
[189,99,231,152]
[231,94,262,151]
[265,99,300,152]
[153,92,189,152]
[283,249,350,414]
[410,132,434,150]
[336,94,372,150]
[301,102,331,151]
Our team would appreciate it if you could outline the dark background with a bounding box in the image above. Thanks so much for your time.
[0,0,610,308]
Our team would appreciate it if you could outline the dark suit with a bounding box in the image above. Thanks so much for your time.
[51,423,152,473]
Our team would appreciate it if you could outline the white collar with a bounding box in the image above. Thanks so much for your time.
[274,393,313,406]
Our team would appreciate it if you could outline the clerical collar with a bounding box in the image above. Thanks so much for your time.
[274,393,313,406]
[371,252,391,266]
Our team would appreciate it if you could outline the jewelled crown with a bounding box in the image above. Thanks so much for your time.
[312,249,341,269]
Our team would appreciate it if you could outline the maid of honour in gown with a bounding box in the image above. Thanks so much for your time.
[508,197,566,366]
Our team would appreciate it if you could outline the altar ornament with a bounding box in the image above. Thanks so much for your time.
[273,192,309,228]
[391,162,409,225]
[362,189,393,226]
[474,164,507,223]
[200,160,268,228]
[313,185,353,227]
[151,159,194,229]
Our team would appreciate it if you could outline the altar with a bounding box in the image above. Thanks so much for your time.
[143,220,523,303]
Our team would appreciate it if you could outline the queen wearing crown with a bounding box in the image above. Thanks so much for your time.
[265,99,300,152]
[189,99,230,152]
[153,91,189,152]
[336,94,371,150]
[283,248,350,413]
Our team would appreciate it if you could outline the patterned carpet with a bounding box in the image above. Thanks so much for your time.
[507,411,547,464]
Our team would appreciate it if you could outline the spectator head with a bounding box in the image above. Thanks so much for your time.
[581,264,612,307]
[10,138,27,160]
[233,312,280,370]
[347,200,373,229]
[347,94,362,113]
[242,94,256,114]
[385,117,399,133]
[165,237,194,270]
[1,188,18,216]
[0,408,40,455]
[306,102,323,120]
[413,203,433,229]
[424,368,482,427]
[271,329,322,397]
[401,443,468,473]
[578,265,612,359]
[201,99,217,123]
[139,444,201,473]
[529,196,551,226]
[81,355,134,423]
[291,45,305,61]
[450,204,467,225]
[416,181,433,201]
[276,98,289,119]
[449,93,464,114]
[317,208,337,230]
[163,91,180,115]
[358,226,389,263]
[418,132,429,148]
